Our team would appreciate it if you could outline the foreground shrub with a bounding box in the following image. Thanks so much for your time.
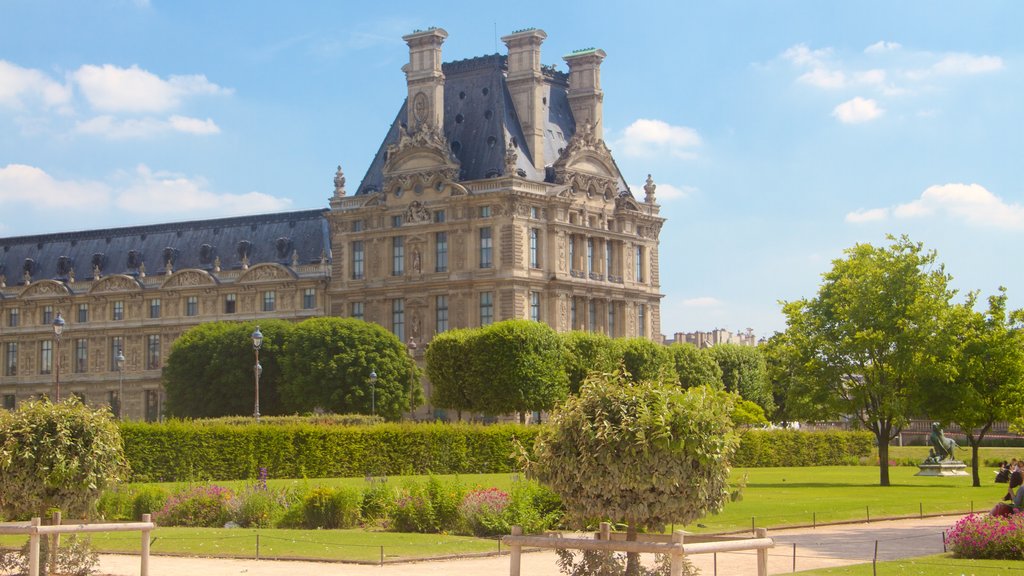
[155,485,234,527]
[390,477,464,533]
[361,479,395,523]
[301,486,362,529]
[131,486,169,521]
[459,487,510,536]
[233,485,288,528]
[946,513,1024,559]
[0,535,99,576]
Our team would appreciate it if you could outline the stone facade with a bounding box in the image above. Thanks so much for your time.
[0,27,664,420]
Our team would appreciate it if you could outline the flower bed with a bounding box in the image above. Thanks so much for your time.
[946,513,1024,559]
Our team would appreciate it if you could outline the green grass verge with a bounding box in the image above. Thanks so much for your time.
[793,553,1024,575]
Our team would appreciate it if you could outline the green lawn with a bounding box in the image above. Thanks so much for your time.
[794,554,1024,575]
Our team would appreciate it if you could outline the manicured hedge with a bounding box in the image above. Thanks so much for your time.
[732,429,874,467]
[120,423,874,482]
[120,421,541,482]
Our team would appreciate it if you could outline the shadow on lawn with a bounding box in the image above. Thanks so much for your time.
[749,482,975,489]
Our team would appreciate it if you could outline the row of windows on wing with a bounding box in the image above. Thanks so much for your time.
[3,289,319,328]
[3,335,163,377]
[352,295,649,345]
[0,388,162,421]
[11,237,303,279]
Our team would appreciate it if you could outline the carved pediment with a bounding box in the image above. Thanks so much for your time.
[615,193,643,212]
[238,263,296,283]
[20,280,70,298]
[551,122,623,202]
[88,274,142,294]
[159,269,217,290]
[382,124,461,199]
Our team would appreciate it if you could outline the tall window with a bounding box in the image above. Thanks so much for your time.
[435,232,448,272]
[186,296,199,316]
[436,295,449,333]
[77,303,89,323]
[149,298,161,319]
[110,337,123,371]
[636,246,645,282]
[638,304,646,338]
[303,288,316,309]
[145,390,159,422]
[351,302,364,321]
[480,292,494,326]
[112,300,124,321]
[391,215,403,228]
[392,299,405,342]
[2,394,14,410]
[7,308,18,328]
[479,227,492,268]
[39,341,53,375]
[224,293,236,314]
[529,292,541,322]
[41,305,53,324]
[569,236,576,271]
[74,339,88,373]
[5,343,17,376]
[606,241,615,276]
[479,206,491,218]
[433,210,446,223]
[587,238,594,275]
[608,303,617,337]
[352,219,365,232]
[529,228,540,269]
[392,237,405,276]
[352,241,365,279]
[588,301,597,332]
[262,291,276,312]
[570,297,577,329]
[147,335,160,369]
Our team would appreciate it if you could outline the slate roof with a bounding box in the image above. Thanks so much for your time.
[356,54,582,195]
[0,209,330,284]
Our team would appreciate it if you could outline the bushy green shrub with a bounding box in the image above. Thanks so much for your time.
[131,486,169,521]
[155,485,233,527]
[459,487,510,536]
[233,485,287,528]
[301,486,362,529]
[361,479,395,523]
[96,488,133,521]
[732,429,873,467]
[390,477,464,533]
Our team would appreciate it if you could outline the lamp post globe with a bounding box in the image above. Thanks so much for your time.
[115,349,126,419]
[369,370,378,417]
[52,312,65,402]
[252,326,263,422]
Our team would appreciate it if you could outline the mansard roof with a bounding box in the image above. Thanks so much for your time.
[356,54,625,195]
[0,209,330,283]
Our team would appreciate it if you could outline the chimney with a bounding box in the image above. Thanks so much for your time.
[401,28,448,133]
[501,28,547,171]
[563,48,607,140]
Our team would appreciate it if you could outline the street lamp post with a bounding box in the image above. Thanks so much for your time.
[116,349,125,419]
[407,337,418,419]
[52,312,65,402]
[369,370,377,417]
[252,326,263,423]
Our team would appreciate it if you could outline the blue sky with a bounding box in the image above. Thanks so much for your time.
[2,1,1022,338]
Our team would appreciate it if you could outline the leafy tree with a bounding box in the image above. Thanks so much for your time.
[927,289,1024,486]
[707,344,774,414]
[759,331,814,425]
[616,337,676,383]
[163,320,293,418]
[468,320,569,421]
[278,317,421,420]
[561,331,619,394]
[425,328,475,420]
[667,343,723,390]
[0,398,129,519]
[781,236,955,486]
[527,371,738,575]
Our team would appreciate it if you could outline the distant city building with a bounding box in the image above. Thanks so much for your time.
[0,27,665,420]
[668,328,757,348]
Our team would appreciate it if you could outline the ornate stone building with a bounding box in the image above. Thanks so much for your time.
[0,27,664,420]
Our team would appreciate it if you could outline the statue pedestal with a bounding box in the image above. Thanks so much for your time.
[915,461,969,476]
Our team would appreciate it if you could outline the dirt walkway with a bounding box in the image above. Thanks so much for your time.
[96,515,963,576]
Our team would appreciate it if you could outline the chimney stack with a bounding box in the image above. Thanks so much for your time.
[563,48,607,140]
[401,28,448,133]
[501,28,547,171]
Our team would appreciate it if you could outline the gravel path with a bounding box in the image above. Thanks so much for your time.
[94,515,963,576]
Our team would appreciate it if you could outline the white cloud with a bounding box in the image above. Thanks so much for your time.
[73,64,230,113]
[75,114,221,138]
[864,41,902,54]
[115,165,292,216]
[0,164,111,208]
[782,43,832,67]
[832,97,884,124]
[931,53,1004,76]
[0,60,72,110]
[631,181,695,201]
[620,119,701,159]
[798,68,846,89]
[846,183,1024,230]
[854,69,886,86]
[682,297,723,308]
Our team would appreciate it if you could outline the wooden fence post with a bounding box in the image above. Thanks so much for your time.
[509,526,522,576]
[755,528,768,576]
[599,522,611,541]
[141,514,151,576]
[29,517,41,576]
[670,530,685,576]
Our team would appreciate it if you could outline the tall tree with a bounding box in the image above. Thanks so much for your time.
[707,344,774,414]
[927,289,1024,486]
[616,337,677,383]
[761,331,818,425]
[163,320,293,418]
[782,236,956,486]
[425,328,475,420]
[278,317,421,420]
[667,343,723,390]
[561,331,619,394]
